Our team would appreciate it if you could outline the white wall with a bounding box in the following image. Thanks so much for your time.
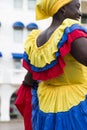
[0,0,51,121]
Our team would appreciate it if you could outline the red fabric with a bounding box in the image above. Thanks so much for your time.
[23,30,87,81]
[23,56,65,81]
[60,30,87,56]
[15,84,32,130]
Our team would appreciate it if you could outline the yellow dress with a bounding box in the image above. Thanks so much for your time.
[23,18,87,130]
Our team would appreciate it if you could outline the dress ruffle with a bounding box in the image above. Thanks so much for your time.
[36,97,87,130]
[23,19,87,80]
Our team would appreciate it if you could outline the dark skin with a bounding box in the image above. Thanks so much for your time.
[24,0,87,86]
[37,0,87,66]
[23,72,36,87]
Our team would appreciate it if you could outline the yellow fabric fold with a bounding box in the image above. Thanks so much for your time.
[24,18,80,68]
[36,0,72,20]
[37,54,87,112]
[38,67,87,112]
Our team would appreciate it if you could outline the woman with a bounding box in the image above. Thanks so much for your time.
[15,0,87,130]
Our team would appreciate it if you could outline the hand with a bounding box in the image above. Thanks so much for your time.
[23,72,37,87]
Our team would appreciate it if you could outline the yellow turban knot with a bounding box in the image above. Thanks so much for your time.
[36,0,72,20]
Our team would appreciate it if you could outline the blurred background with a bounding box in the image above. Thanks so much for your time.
[0,0,87,129]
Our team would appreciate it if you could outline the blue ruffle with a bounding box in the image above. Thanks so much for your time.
[57,24,87,49]
[36,96,87,130]
[23,52,58,71]
[31,88,87,130]
[23,24,87,72]
[31,87,39,130]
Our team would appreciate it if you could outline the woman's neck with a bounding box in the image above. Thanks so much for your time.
[50,9,66,28]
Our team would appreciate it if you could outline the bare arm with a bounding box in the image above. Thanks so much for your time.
[23,72,37,87]
[70,37,87,66]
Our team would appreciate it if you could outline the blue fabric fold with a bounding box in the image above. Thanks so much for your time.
[35,96,87,130]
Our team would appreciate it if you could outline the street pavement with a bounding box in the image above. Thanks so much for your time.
[0,118,24,130]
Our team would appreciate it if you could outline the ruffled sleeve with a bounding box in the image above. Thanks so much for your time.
[23,18,87,81]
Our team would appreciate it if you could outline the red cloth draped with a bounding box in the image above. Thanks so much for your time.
[15,84,32,130]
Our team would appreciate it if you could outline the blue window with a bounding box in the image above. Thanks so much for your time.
[0,52,2,57]
[26,22,38,30]
[12,53,23,69]
[13,21,25,43]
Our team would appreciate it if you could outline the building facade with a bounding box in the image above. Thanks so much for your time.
[0,0,51,121]
[0,0,87,122]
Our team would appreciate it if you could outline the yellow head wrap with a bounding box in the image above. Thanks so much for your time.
[36,0,72,20]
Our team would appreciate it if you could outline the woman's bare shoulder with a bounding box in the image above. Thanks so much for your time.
[71,37,87,66]
[36,26,57,47]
